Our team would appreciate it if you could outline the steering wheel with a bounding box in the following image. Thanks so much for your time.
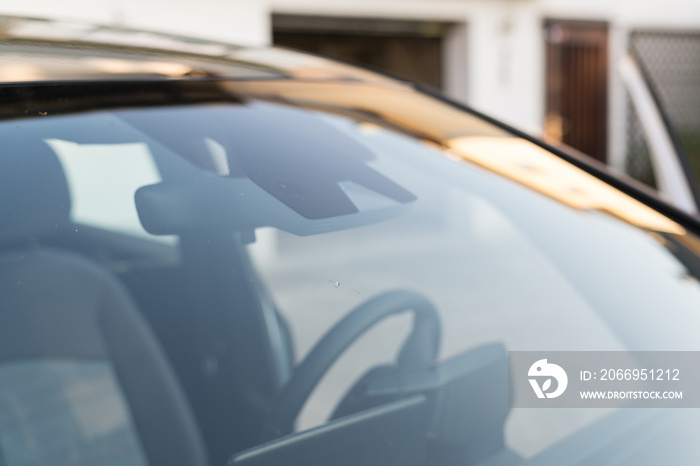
[261,289,441,441]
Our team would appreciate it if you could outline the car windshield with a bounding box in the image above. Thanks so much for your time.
[1,79,700,466]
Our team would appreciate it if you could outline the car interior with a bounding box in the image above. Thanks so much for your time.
[0,104,520,466]
[1,86,697,466]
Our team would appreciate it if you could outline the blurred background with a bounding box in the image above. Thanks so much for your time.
[1,0,699,199]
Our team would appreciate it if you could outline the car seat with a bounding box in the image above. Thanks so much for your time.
[0,136,207,466]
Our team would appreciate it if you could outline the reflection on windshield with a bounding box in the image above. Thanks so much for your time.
[1,80,700,465]
[447,136,684,234]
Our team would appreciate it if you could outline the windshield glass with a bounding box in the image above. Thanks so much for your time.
[1,80,700,466]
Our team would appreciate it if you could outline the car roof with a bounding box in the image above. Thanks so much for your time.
[0,15,400,84]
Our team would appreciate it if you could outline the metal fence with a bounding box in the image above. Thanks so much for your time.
[626,30,700,189]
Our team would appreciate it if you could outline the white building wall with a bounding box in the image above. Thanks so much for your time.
[463,3,544,133]
[540,0,700,29]
[0,0,269,46]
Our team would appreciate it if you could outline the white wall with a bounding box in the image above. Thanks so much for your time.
[463,2,543,134]
[540,0,700,29]
[0,0,269,46]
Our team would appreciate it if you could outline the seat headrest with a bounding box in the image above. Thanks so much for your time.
[0,138,71,245]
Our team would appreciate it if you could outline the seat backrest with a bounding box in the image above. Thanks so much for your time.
[0,137,207,466]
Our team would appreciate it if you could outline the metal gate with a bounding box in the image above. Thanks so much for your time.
[626,30,700,190]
